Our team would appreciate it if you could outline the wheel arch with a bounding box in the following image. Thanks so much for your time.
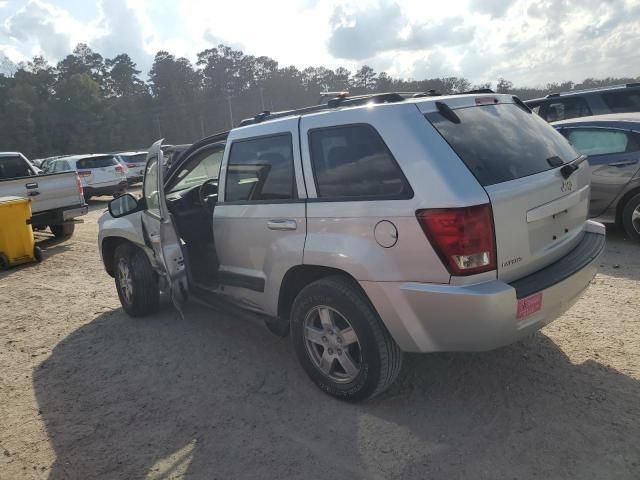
[615,185,640,224]
[101,237,145,277]
[277,265,370,321]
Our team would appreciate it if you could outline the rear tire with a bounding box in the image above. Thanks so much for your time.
[621,193,640,241]
[50,223,75,238]
[114,243,159,317]
[33,246,43,262]
[0,253,9,270]
[290,275,403,402]
[84,194,92,202]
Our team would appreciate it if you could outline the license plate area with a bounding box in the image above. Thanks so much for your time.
[517,292,543,320]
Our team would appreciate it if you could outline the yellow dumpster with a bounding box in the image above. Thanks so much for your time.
[0,196,42,269]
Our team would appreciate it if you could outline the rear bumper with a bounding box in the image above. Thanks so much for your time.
[84,182,127,197]
[30,203,87,228]
[361,221,606,353]
[62,205,88,221]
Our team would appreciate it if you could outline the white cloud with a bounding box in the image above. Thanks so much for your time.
[0,0,638,86]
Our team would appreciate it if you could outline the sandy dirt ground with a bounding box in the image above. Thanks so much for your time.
[1,193,639,480]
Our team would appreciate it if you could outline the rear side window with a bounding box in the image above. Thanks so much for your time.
[309,125,411,199]
[565,129,640,156]
[0,156,32,179]
[77,156,117,169]
[542,98,591,122]
[601,91,640,113]
[426,103,579,186]
[225,134,296,202]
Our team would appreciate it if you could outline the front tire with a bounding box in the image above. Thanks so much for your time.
[114,243,159,317]
[621,193,640,241]
[50,223,75,238]
[290,275,403,402]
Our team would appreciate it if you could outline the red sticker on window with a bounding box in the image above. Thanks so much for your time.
[517,292,543,319]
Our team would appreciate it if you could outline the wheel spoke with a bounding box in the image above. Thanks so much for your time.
[318,351,333,374]
[337,352,359,378]
[318,307,334,330]
[304,326,325,345]
[632,208,640,222]
[339,327,358,346]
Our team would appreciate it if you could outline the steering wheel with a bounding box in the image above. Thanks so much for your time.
[198,179,218,213]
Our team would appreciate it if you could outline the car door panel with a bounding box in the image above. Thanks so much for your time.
[140,139,189,311]
[562,127,640,217]
[213,117,306,317]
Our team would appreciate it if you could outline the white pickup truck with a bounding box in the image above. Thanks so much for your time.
[0,152,87,237]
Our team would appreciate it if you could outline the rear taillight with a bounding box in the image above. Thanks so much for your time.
[75,174,83,196]
[416,204,496,276]
[115,165,124,173]
[77,170,91,177]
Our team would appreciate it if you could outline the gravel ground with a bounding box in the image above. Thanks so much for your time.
[1,194,639,480]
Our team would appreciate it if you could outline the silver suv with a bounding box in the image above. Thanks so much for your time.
[98,92,606,401]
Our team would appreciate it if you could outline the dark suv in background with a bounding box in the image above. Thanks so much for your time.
[526,83,640,122]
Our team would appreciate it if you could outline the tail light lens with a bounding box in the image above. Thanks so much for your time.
[416,204,496,276]
[75,173,83,196]
[115,165,124,174]
[77,170,92,177]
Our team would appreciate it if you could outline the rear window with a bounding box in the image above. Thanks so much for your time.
[120,153,147,164]
[77,156,117,169]
[0,155,32,179]
[426,103,579,186]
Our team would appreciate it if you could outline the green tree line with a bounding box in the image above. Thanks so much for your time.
[0,43,638,159]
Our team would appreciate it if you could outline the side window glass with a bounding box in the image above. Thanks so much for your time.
[601,91,640,113]
[144,156,160,216]
[170,149,223,193]
[545,98,591,122]
[566,129,630,156]
[225,134,296,202]
[309,125,411,199]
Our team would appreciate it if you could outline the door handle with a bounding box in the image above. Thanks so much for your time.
[25,182,38,189]
[608,159,639,167]
[267,219,297,231]
[149,232,161,243]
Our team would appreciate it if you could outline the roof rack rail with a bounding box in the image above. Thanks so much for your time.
[238,88,502,128]
[239,92,410,127]
[545,83,640,98]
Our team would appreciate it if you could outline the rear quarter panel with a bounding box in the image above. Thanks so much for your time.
[300,103,490,284]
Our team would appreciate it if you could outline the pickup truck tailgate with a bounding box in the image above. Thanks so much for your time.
[0,171,84,214]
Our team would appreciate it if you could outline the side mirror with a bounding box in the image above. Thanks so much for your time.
[108,193,140,218]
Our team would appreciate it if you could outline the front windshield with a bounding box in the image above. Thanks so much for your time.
[168,149,224,193]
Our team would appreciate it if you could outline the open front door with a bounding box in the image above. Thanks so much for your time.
[141,139,189,314]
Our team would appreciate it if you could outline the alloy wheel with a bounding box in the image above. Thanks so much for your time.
[303,305,362,383]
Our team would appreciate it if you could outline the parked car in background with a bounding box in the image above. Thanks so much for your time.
[114,151,147,184]
[526,83,640,122]
[99,92,605,401]
[46,154,127,201]
[553,113,640,240]
[0,152,87,237]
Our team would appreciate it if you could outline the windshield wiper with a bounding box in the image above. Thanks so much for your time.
[559,155,588,179]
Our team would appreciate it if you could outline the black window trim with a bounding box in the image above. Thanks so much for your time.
[307,122,414,202]
[221,131,298,205]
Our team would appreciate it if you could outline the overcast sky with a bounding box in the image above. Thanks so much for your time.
[1,0,639,86]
